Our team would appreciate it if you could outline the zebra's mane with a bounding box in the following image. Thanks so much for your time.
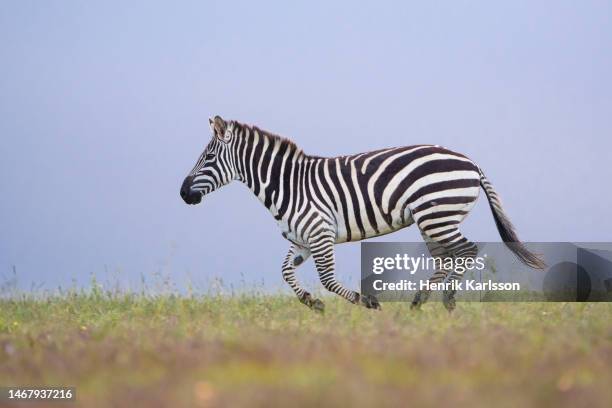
[232,121,309,158]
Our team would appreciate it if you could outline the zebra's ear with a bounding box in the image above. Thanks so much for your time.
[209,116,227,140]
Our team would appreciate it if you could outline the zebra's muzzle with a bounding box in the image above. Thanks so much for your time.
[180,176,202,205]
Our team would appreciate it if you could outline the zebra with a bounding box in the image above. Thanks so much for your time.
[180,116,545,312]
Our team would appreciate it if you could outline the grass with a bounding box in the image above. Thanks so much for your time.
[1,288,611,407]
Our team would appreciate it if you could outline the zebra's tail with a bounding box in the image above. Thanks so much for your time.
[479,168,546,270]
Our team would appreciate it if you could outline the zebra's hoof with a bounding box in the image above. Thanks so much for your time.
[361,294,381,310]
[443,292,456,313]
[411,292,424,310]
[300,293,325,313]
[311,298,325,313]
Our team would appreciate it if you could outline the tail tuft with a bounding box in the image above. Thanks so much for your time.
[479,169,546,269]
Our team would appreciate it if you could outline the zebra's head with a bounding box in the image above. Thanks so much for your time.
[180,115,237,205]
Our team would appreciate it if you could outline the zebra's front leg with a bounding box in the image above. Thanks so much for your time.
[282,245,324,313]
[309,233,381,310]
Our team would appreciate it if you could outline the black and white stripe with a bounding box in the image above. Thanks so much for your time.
[180,116,545,312]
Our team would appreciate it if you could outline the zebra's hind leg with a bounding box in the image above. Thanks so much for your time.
[410,269,449,310]
[411,231,452,310]
[418,226,479,313]
[441,239,479,313]
[309,232,380,310]
[409,181,480,312]
[282,245,324,313]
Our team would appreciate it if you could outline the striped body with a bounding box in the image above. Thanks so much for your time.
[254,145,480,247]
[181,117,544,312]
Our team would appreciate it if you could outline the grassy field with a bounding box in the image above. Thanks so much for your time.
[1,289,611,407]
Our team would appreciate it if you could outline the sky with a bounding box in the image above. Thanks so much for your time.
[1,1,611,293]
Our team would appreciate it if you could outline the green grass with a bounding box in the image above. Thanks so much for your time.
[1,290,611,407]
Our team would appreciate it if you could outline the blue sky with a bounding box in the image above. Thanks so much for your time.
[1,1,611,292]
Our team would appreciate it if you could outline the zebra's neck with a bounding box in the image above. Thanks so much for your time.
[231,122,311,219]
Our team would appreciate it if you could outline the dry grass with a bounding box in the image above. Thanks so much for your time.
[1,291,611,407]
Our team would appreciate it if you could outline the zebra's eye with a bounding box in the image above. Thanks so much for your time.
[205,153,215,161]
